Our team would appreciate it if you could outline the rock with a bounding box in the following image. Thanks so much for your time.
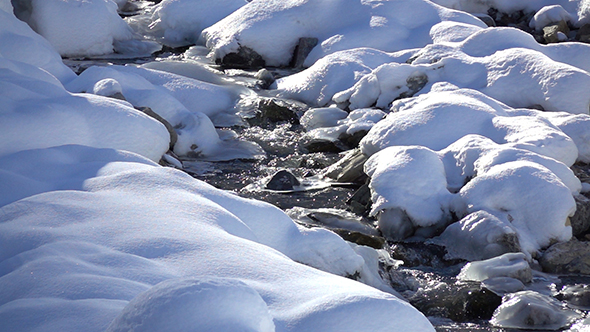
[458,253,532,284]
[400,72,428,98]
[136,106,177,150]
[247,98,302,127]
[388,242,457,268]
[473,13,496,27]
[576,23,590,43]
[491,291,582,330]
[333,230,385,249]
[409,281,502,322]
[217,46,265,69]
[347,184,372,216]
[301,138,345,153]
[555,284,590,310]
[323,148,369,184]
[543,20,569,43]
[481,277,525,296]
[377,208,415,241]
[338,129,368,149]
[571,194,590,238]
[540,238,590,274]
[254,69,275,89]
[265,170,300,191]
[289,37,318,68]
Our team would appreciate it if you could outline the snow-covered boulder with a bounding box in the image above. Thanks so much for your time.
[201,0,486,68]
[0,145,435,332]
[458,252,532,283]
[0,58,169,162]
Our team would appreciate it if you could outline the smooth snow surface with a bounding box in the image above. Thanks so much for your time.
[202,0,486,67]
[0,146,435,332]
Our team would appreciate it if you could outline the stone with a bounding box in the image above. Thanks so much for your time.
[347,184,372,216]
[265,170,300,191]
[576,23,590,43]
[136,106,177,150]
[543,20,569,44]
[338,129,368,149]
[217,46,265,69]
[333,229,385,249]
[399,72,428,99]
[254,69,275,89]
[555,284,590,310]
[247,98,301,128]
[290,37,319,68]
[377,208,415,241]
[540,238,590,274]
[301,138,345,153]
[323,148,369,184]
[570,194,590,238]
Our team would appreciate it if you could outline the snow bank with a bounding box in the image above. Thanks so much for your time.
[0,145,435,332]
[202,0,486,67]
[0,4,75,83]
[0,58,170,162]
[133,0,248,47]
[66,64,263,160]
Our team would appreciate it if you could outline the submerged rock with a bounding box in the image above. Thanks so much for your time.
[540,239,590,275]
[265,170,300,191]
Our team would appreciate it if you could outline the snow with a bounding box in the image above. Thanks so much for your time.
[491,291,582,330]
[202,0,486,67]
[458,252,532,283]
[0,145,434,332]
[65,64,264,160]
[529,5,572,31]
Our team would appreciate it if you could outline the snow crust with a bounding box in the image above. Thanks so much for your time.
[202,0,486,67]
[0,145,434,332]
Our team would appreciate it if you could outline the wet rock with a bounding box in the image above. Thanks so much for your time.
[388,242,456,268]
[571,194,590,238]
[323,148,369,184]
[576,23,590,43]
[290,37,318,68]
[543,21,569,43]
[136,106,177,150]
[409,281,502,322]
[254,69,275,89]
[265,170,300,191]
[337,129,368,149]
[481,277,525,296]
[247,98,302,127]
[287,207,379,236]
[347,184,372,216]
[301,138,345,153]
[377,208,415,241]
[217,46,265,69]
[540,238,590,274]
[491,291,582,330]
[333,230,385,249]
[555,284,590,310]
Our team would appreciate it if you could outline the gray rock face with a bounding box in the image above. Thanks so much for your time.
[576,23,590,43]
[571,194,590,238]
[540,239,590,274]
[543,20,569,43]
[247,98,302,128]
[290,37,318,68]
[323,148,369,184]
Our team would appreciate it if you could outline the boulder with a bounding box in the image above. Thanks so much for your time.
[265,170,300,191]
[571,194,590,238]
[542,20,569,43]
[247,98,302,128]
[217,46,265,69]
[322,148,369,184]
[555,284,590,310]
[576,23,590,43]
[540,238,590,274]
[290,37,318,68]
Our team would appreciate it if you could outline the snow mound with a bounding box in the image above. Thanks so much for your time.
[66,64,263,160]
[458,252,532,283]
[106,278,275,332]
[529,5,572,31]
[202,0,486,67]
[0,145,435,332]
[0,58,169,162]
[0,5,75,83]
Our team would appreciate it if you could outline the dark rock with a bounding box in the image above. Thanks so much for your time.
[265,170,300,191]
[543,21,569,44]
[247,98,301,127]
[399,72,428,99]
[290,37,319,68]
[539,238,590,274]
[333,229,385,249]
[576,23,590,43]
[388,242,459,268]
[347,184,372,216]
[409,281,502,322]
[338,129,368,149]
[323,148,369,184]
[217,46,265,69]
[301,138,345,153]
[136,106,177,150]
[254,69,275,89]
[473,13,496,27]
[571,194,590,238]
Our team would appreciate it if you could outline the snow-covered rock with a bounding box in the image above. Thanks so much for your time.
[529,5,572,31]
[0,145,435,332]
[202,0,486,68]
[458,252,532,283]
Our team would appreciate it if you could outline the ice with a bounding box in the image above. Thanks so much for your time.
[0,145,435,332]
[303,108,386,144]
[491,291,582,330]
[202,0,485,67]
[458,252,532,283]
